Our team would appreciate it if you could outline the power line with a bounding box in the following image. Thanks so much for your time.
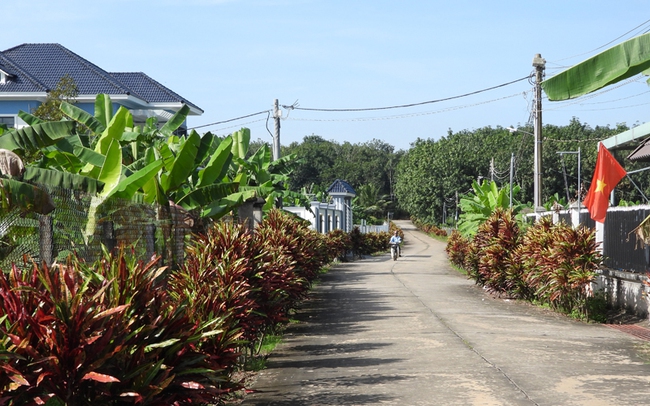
[286,92,525,123]
[189,109,271,130]
[283,76,531,112]
[552,18,650,63]
[186,76,530,131]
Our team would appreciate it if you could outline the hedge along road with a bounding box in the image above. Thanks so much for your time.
[241,220,650,406]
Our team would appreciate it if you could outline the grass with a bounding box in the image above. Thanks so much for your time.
[427,233,448,243]
[244,333,283,372]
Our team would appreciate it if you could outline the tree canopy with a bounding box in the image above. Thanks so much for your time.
[394,120,643,225]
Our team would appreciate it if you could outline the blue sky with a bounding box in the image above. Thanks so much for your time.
[4,1,650,151]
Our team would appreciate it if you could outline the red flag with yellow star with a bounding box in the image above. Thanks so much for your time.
[583,143,626,223]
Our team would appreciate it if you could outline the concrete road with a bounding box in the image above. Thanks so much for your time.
[242,221,650,405]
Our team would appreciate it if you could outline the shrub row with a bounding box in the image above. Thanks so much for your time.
[0,209,394,405]
[411,217,448,237]
[445,209,602,318]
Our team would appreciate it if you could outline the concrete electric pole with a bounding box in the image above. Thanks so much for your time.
[273,99,281,161]
[532,53,546,212]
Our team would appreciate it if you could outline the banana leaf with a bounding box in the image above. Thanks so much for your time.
[175,182,239,209]
[196,135,233,188]
[160,131,200,193]
[108,160,164,200]
[542,32,650,101]
[17,111,45,126]
[22,167,103,195]
[94,93,114,129]
[60,101,106,134]
[0,121,75,152]
[202,194,244,219]
[160,104,190,135]
[0,178,54,215]
[195,131,215,167]
[95,106,130,155]
[46,135,105,173]
[97,139,123,197]
[231,128,250,160]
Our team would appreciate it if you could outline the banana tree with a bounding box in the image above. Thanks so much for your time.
[457,180,525,237]
[0,120,102,215]
[230,130,310,211]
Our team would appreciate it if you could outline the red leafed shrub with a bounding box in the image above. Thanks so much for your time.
[0,248,225,405]
[456,212,602,317]
[532,222,602,313]
[411,218,448,237]
[349,227,392,256]
[258,210,332,283]
[472,208,520,295]
[508,216,556,301]
[326,229,352,260]
[445,230,470,268]
[253,220,306,326]
[170,221,261,370]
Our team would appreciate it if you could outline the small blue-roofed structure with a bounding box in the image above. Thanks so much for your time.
[0,43,202,132]
[327,179,356,232]
[284,179,357,233]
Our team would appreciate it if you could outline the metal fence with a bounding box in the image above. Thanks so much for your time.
[602,208,650,274]
[0,185,191,271]
[537,206,650,274]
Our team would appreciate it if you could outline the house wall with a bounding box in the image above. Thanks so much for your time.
[593,268,649,318]
[284,202,344,234]
[0,100,40,115]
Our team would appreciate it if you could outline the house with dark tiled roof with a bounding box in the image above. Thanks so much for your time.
[0,43,202,131]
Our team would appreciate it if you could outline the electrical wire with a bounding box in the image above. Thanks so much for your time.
[286,92,525,123]
[552,18,650,63]
[283,76,530,112]
[189,109,271,131]
[201,118,268,134]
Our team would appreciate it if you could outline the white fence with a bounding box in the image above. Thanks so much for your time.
[357,220,389,234]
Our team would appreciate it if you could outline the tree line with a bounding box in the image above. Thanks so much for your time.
[272,118,650,226]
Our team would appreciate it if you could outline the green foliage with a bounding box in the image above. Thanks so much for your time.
[284,136,401,205]
[542,192,568,211]
[394,119,643,223]
[352,183,392,224]
[32,75,79,123]
[457,180,524,238]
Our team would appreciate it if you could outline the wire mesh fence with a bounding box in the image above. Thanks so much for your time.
[0,185,192,271]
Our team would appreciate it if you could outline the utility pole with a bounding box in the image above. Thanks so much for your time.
[532,54,546,212]
[509,152,514,208]
[272,99,281,161]
[271,99,283,208]
[490,157,495,181]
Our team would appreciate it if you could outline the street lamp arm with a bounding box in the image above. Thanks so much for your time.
[507,127,534,136]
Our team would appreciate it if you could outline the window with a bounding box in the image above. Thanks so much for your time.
[0,116,15,128]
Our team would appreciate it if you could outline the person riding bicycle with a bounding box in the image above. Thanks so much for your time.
[389,231,402,257]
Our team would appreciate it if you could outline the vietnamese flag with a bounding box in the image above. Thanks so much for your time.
[583,143,627,223]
